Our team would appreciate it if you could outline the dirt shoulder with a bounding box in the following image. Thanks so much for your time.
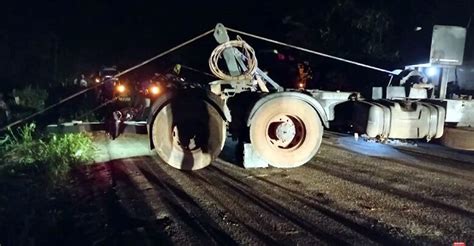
[0,133,472,245]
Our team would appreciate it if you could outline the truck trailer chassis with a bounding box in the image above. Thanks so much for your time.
[110,23,474,170]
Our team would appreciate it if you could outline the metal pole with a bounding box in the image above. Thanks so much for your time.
[439,67,449,99]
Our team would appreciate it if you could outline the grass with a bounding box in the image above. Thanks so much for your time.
[0,123,95,182]
[0,123,97,245]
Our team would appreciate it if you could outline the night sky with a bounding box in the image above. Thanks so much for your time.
[2,0,474,90]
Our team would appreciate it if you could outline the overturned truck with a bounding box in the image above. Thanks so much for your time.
[145,24,474,171]
[147,24,332,170]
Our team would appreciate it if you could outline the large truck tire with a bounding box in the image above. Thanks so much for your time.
[441,127,474,151]
[249,97,323,168]
[151,98,226,170]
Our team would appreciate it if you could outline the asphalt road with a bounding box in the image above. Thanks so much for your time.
[74,132,474,245]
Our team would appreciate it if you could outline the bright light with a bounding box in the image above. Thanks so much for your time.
[116,84,126,93]
[273,49,278,54]
[298,83,304,88]
[95,78,100,83]
[414,26,422,31]
[150,86,160,95]
[426,67,438,77]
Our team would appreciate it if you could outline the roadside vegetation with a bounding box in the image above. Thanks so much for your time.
[0,123,96,245]
[0,123,95,182]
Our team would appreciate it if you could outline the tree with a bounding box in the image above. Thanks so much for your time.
[283,0,399,64]
[278,0,404,91]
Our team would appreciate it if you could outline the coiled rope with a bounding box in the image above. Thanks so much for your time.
[209,39,258,80]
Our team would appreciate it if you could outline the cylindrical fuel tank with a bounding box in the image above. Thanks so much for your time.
[341,100,446,140]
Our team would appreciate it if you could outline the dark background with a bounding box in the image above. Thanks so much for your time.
[2,0,473,92]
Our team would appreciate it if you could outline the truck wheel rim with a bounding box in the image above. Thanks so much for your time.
[266,114,306,151]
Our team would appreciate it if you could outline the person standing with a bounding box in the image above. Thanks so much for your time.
[79,74,88,88]
[0,93,10,126]
[295,62,313,89]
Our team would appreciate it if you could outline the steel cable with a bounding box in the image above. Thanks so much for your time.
[115,29,214,78]
[1,25,397,132]
[225,27,395,74]
[0,29,214,132]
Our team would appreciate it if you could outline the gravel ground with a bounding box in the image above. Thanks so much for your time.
[63,132,472,245]
[2,132,471,245]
